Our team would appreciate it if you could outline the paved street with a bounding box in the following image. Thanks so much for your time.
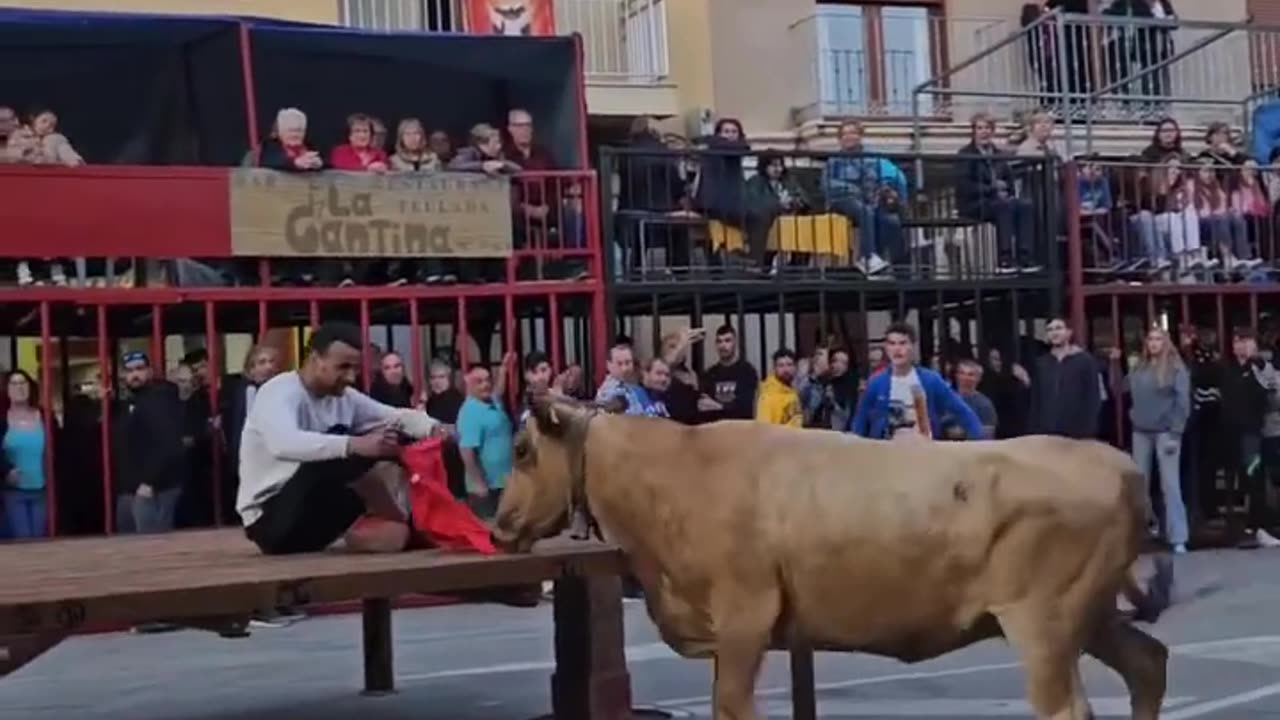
[3,548,1280,719]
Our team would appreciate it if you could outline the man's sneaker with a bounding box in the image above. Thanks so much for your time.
[1257,529,1280,548]
[49,263,68,286]
[1172,543,1187,555]
[273,606,307,622]
[16,261,33,286]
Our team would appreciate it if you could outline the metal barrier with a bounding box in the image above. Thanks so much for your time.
[913,10,1276,154]
[1069,157,1280,283]
[3,288,605,539]
[600,146,1064,285]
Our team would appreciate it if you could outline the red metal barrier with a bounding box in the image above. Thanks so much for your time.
[6,285,604,539]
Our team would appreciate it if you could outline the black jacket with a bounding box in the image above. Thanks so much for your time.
[112,381,189,494]
[1028,349,1101,439]
[1219,358,1270,433]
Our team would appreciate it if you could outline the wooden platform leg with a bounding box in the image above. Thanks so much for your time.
[790,643,817,720]
[547,575,634,720]
[361,597,395,696]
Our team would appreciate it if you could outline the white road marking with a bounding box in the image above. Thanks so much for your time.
[398,641,676,682]
[668,696,1197,717]
[1162,682,1280,719]
[653,661,1023,707]
[400,633,1280,716]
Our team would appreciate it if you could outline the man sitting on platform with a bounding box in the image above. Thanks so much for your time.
[237,322,443,555]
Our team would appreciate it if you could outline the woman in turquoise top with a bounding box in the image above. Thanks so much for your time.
[2,370,48,539]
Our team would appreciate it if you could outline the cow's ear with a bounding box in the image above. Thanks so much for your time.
[531,391,568,438]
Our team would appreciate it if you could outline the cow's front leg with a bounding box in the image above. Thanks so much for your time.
[996,606,1092,719]
[711,587,780,720]
[712,633,768,720]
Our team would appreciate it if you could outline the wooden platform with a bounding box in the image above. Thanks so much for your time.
[0,529,635,719]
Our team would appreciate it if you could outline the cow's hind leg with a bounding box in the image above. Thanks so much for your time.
[996,605,1093,719]
[711,588,780,720]
[1084,618,1168,720]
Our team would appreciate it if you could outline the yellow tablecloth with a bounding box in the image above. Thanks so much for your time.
[708,213,855,261]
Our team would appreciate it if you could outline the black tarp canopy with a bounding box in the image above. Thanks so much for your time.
[0,9,583,167]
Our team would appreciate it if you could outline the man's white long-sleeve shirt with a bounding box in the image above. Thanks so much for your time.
[236,371,439,526]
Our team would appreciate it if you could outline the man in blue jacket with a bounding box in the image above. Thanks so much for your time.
[850,323,984,441]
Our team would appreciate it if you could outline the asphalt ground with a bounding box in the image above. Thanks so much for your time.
[3,547,1280,719]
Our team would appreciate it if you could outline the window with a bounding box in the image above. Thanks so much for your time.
[814,1,944,116]
[340,0,459,32]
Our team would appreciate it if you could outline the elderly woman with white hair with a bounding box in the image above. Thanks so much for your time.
[259,107,323,172]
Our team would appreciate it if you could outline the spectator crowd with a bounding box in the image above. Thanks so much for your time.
[0,103,584,288]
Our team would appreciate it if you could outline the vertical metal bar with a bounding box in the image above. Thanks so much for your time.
[1250,292,1259,330]
[756,311,769,375]
[237,21,261,150]
[1216,293,1226,357]
[649,294,661,353]
[504,293,517,408]
[257,299,268,341]
[973,288,985,360]
[38,302,58,537]
[590,286,609,388]
[97,304,114,534]
[691,292,705,373]
[408,300,423,407]
[777,293,787,351]
[457,296,470,368]
[1111,293,1123,448]
[360,598,395,695]
[549,293,563,371]
[1010,290,1021,364]
[359,298,372,390]
[205,301,223,527]
[1146,294,1157,329]
[151,304,164,373]
[858,289,870,377]
[1065,162,1086,339]
[309,300,320,331]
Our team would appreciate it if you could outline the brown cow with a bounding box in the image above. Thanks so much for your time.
[493,396,1174,720]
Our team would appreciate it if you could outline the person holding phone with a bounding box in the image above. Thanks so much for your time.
[237,322,445,555]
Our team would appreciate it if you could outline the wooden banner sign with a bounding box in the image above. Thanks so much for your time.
[464,0,556,36]
[229,170,514,258]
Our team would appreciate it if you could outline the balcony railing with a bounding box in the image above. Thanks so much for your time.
[915,11,1278,149]
[338,0,669,84]
[600,146,1065,286]
[786,8,1019,121]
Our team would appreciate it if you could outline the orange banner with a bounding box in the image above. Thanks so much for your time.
[465,0,556,36]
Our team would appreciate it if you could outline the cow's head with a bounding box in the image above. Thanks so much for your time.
[493,392,614,553]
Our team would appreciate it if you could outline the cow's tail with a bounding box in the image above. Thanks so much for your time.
[1123,552,1174,624]
[1120,464,1175,624]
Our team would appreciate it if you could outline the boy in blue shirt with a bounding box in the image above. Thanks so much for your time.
[850,323,983,441]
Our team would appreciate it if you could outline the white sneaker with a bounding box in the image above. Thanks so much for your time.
[1256,529,1280,548]
[16,261,33,286]
[1173,543,1187,555]
[50,263,67,286]
[858,254,889,275]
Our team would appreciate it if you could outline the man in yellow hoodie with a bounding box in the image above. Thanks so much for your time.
[756,348,803,427]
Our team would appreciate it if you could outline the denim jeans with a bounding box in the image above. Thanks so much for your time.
[116,487,182,534]
[829,197,903,261]
[1132,430,1189,546]
[3,489,47,539]
[1201,213,1251,260]
[1129,211,1164,262]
